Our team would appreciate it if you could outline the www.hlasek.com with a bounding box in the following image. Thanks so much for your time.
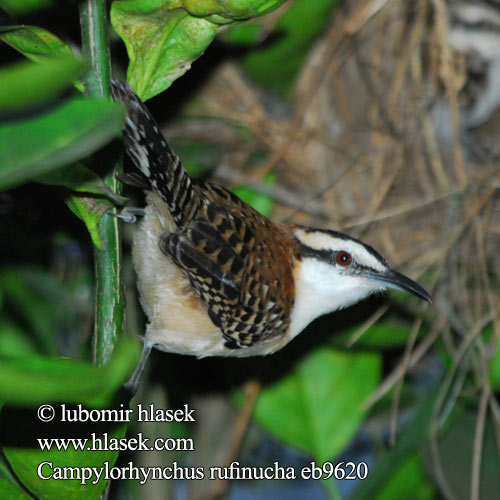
[36,403,368,484]
[38,432,194,453]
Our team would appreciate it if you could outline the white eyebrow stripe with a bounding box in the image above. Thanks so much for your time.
[294,228,387,273]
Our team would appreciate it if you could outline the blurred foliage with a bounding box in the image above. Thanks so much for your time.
[332,321,419,349]
[0,0,53,16]
[351,396,436,500]
[234,171,276,215]
[0,263,137,499]
[423,405,500,500]
[490,349,500,390]
[225,0,340,95]
[372,454,435,500]
[0,337,138,407]
[0,0,131,496]
[0,98,125,189]
[0,57,80,110]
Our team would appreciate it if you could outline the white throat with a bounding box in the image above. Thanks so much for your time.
[288,258,378,338]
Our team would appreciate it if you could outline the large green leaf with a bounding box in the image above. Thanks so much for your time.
[253,347,381,462]
[0,57,80,110]
[1,409,127,500]
[110,0,287,100]
[0,478,30,500]
[0,26,73,62]
[111,2,218,100]
[0,336,139,407]
[0,97,126,190]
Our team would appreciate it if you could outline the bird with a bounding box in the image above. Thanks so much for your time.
[110,80,431,391]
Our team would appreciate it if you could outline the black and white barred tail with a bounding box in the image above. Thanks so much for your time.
[111,80,198,230]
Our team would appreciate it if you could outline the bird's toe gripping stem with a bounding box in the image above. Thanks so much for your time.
[107,206,146,223]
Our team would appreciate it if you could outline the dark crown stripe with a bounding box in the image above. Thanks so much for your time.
[296,227,388,266]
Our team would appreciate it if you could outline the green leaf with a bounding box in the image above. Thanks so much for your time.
[0,97,126,190]
[0,319,39,359]
[0,0,53,16]
[171,141,221,178]
[0,26,74,62]
[332,322,415,349]
[234,184,274,216]
[373,454,435,500]
[0,336,139,407]
[38,163,128,250]
[0,269,59,355]
[37,162,128,205]
[181,0,288,20]
[0,478,30,500]
[222,21,262,45]
[110,0,287,100]
[252,347,381,462]
[65,194,109,250]
[0,57,80,110]
[1,409,127,500]
[239,0,340,95]
[0,267,94,358]
[233,171,275,217]
[111,2,218,100]
[490,345,500,390]
[475,326,500,390]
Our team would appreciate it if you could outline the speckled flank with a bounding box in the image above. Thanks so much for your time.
[133,196,300,357]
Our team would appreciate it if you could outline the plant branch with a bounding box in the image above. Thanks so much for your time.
[80,0,124,366]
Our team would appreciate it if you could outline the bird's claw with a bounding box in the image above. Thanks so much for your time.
[108,207,146,223]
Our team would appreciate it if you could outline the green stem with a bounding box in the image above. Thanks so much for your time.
[80,0,111,99]
[80,0,124,366]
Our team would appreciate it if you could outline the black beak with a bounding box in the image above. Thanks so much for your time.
[363,269,432,303]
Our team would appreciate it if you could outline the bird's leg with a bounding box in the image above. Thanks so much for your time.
[108,206,146,223]
[123,338,154,397]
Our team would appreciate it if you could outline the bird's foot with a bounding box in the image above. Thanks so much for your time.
[108,206,146,223]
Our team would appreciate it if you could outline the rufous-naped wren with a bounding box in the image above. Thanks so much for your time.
[111,80,431,367]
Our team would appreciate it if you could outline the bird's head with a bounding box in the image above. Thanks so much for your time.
[289,227,431,336]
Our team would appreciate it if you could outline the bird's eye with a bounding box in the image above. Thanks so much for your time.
[336,251,352,266]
